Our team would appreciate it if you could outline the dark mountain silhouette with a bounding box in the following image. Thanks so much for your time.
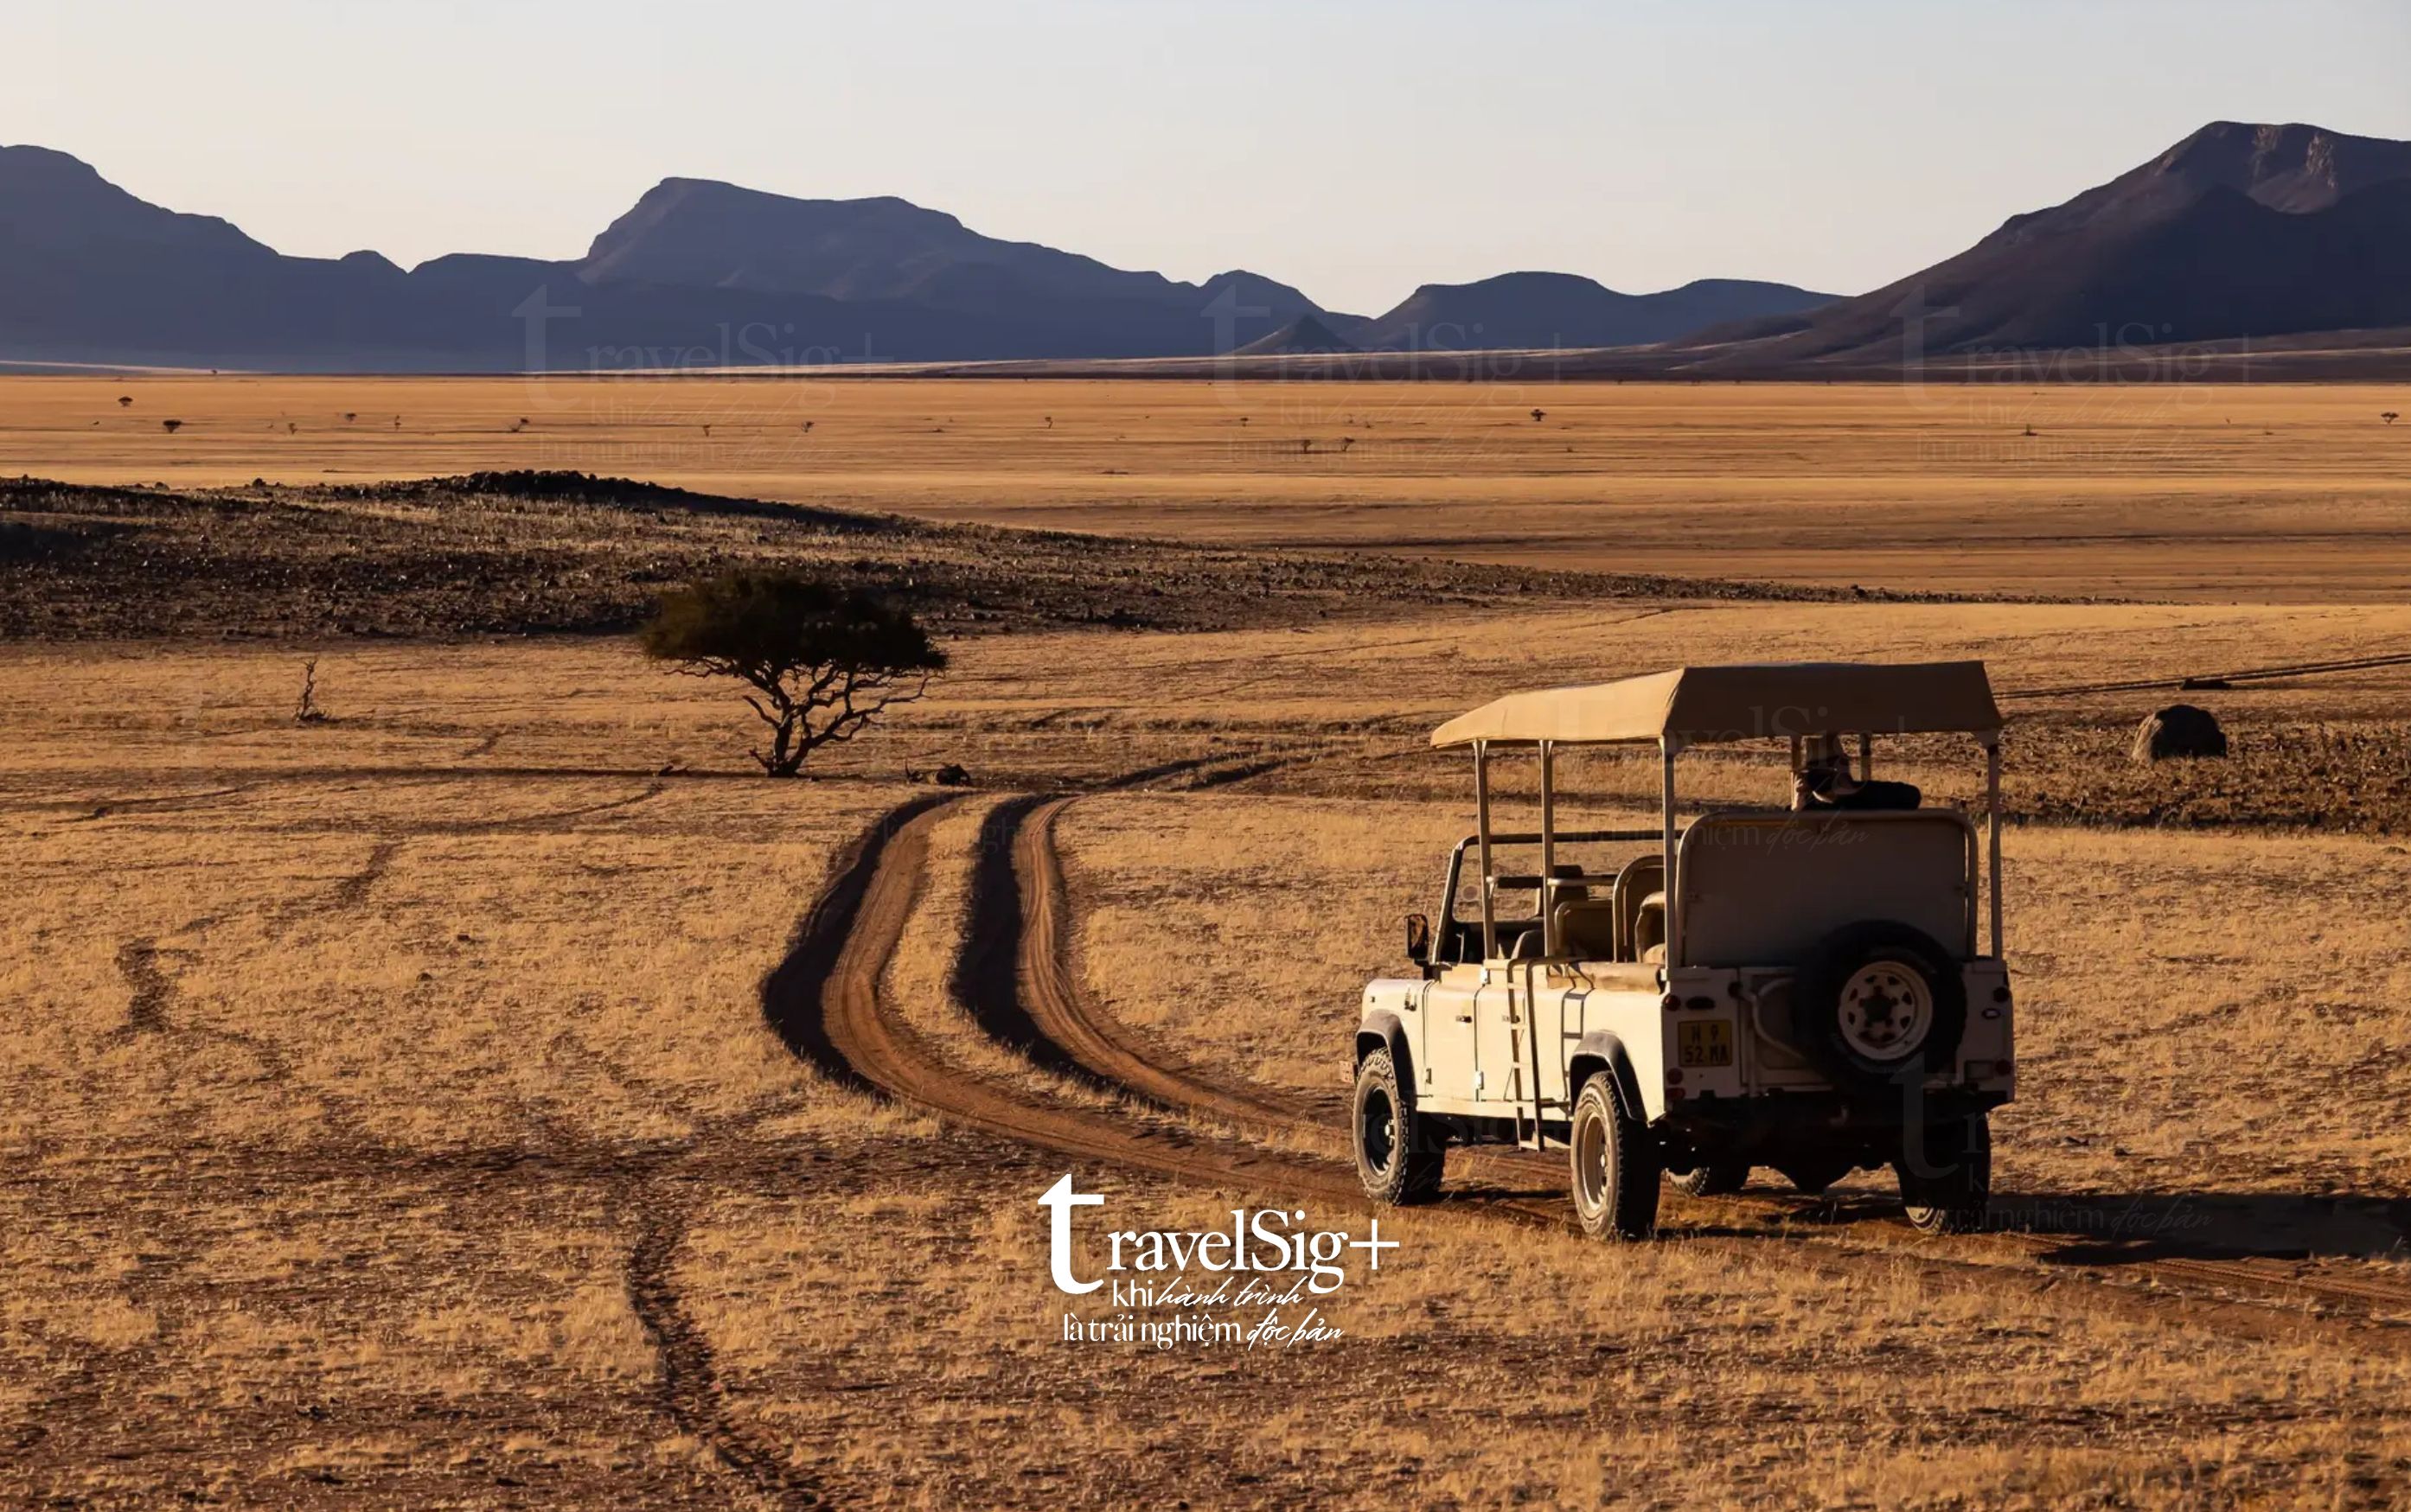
[583,178,1152,303]
[573,182,1341,354]
[1688,121,2411,363]
[1352,271,1836,351]
[1193,269,1346,334]
[1233,314,1360,355]
[10,122,2406,374]
[0,145,262,256]
[0,149,1344,367]
[0,144,454,367]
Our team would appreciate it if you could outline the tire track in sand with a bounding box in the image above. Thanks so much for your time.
[759,794,962,1089]
[113,941,174,1035]
[624,1183,822,1509]
[805,796,1378,1210]
[607,797,998,1509]
[996,795,1308,1133]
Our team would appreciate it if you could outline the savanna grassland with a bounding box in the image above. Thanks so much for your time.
[5,374,2411,598]
[5,380,2411,1508]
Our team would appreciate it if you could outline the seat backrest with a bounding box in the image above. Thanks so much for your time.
[1633,890,1666,961]
[1611,854,1666,961]
[1675,809,1975,966]
[1551,899,1621,960]
[1506,922,1546,960]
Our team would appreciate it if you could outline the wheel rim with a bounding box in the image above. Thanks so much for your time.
[1837,960,1934,1062]
[1360,1085,1397,1175]
[1571,1101,1609,1215]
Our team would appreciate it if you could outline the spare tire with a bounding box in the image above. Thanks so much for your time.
[1794,921,1966,1087]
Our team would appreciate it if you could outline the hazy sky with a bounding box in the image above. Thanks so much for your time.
[10,0,2408,314]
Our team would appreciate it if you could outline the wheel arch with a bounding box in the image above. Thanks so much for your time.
[1356,1009,1412,1089]
[1566,1030,1645,1120]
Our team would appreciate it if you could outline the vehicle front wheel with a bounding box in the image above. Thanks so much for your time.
[1353,1049,1444,1204]
[1569,1073,1660,1241]
[1896,1113,1991,1234]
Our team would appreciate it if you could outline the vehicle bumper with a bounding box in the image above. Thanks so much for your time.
[1665,1086,2009,1160]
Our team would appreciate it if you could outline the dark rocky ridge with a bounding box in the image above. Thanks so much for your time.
[0,471,1972,641]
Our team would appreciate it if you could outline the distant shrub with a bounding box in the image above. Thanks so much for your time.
[640,572,945,778]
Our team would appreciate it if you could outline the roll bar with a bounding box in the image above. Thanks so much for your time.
[1465,731,2007,964]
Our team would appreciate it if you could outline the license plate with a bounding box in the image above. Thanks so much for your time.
[1678,1020,1733,1069]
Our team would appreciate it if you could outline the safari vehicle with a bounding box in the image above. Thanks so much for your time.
[1350,662,2014,1240]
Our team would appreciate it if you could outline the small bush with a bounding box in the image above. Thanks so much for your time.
[640,572,945,777]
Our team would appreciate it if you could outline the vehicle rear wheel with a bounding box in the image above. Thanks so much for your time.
[1353,1049,1444,1205]
[1569,1073,1660,1241]
[1670,1159,1749,1196]
[1896,1113,1991,1234]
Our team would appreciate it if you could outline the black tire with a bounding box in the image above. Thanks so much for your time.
[1896,1113,1991,1234]
[1353,1049,1445,1205]
[1775,1153,1855,1196]
[1670,1159,1749,1196]
[1794,921,1967,1087]
[1568,1073,1660,1241]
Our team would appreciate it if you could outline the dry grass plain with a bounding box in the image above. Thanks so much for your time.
[5,374,2411,598]
[7,582,2411,1506]
[7,373,2411,1506]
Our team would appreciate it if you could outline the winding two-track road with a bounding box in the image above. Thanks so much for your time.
[783,793,1373,1208]
[775,790,2411,1347]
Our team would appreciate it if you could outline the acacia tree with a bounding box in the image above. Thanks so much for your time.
[640,572,945,777]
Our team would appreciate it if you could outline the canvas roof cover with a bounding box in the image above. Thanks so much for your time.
[1429,661,2003,749]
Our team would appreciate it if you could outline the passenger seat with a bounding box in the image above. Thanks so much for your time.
[1551,899,1621,960]
[1633,890,1668,964]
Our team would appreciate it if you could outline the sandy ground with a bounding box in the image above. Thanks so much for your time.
[6,607,2411,1507]
[8,379,2411,1503]
[5,375,2410,598]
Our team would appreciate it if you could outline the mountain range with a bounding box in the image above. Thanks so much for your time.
[3,119,2406,373]
[0,144,1829,371]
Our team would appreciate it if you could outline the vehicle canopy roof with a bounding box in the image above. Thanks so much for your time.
[1429,660,2003,750]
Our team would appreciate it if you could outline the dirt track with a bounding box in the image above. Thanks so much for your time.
[784,791,2411,1349]
[804,794,1376,1209]
[1004,796,1305,1132]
